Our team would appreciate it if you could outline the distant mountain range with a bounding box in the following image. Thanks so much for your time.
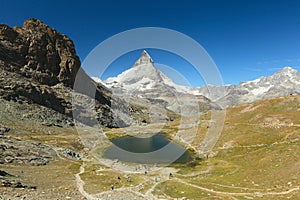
[99,50,220,116]
[199,66,300,107]
[95,51,300,109]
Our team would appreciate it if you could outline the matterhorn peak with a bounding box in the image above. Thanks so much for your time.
[133,50,154,67]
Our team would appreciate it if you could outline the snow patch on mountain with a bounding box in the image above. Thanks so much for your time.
[91,77,105,85]
[251,85,273,95]
[215,66,300,106]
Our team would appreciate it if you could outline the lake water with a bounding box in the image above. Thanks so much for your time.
[103,134,192,164]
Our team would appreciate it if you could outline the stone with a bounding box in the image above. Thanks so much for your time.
[0,125,10,135]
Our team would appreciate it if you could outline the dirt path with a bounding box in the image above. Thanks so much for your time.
[175,167,212,178]
[218,138,299,150]
[74,161,146,200]
[75,163,97,200]
[200,110,226,154]
[73,157,182,200]
[174,177,300,198]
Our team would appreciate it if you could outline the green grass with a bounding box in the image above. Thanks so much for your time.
[80,164,144,194]
[2,96,299,199]
[152,96,300,198]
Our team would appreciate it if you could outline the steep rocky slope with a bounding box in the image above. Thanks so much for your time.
[0,19,142,197]
[0,18,140,128]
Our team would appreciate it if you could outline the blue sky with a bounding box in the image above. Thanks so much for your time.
[1,0,300,86]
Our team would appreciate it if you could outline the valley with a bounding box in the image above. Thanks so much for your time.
[0,18,299,200]
[1,95,299,199]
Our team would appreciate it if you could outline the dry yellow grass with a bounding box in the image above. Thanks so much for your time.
[154,96,300,199]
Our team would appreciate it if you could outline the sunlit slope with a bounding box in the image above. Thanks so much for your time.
[156,95,300,199]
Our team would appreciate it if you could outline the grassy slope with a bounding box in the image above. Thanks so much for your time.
[1,96,299,199]
[155,96,300,199]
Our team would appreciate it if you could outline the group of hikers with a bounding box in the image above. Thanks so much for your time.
[110,175,133,191]
[110,171,174,191]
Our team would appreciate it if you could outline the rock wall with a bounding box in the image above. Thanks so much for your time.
[0,18,80,87]
[0,18,137,128]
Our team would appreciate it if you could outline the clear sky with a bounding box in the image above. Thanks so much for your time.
[1,0,300,86]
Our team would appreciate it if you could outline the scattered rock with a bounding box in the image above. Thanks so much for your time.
[1,179,37,189]
[0,170,36,189]
[0,170,11,177]
[28,157,49,166]
[0,136,54,166]
[64,149,81,160]
[255,192,264,198]
[0,125,10,135]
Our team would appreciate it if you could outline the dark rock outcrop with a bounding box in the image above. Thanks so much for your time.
[0,125,10,135]
[0,18,80,87]
[0,18,137,127]
[0,170,36,189]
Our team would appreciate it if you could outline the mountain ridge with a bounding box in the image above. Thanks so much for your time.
[215,66,300,106]
[95,50,300,109]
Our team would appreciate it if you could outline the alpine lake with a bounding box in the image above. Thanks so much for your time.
[104,133,198,164]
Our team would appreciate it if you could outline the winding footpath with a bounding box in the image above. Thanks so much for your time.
[174,177,300,198]
[73,158,299,200]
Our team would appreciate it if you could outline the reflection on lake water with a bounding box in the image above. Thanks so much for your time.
[104,134,191,164]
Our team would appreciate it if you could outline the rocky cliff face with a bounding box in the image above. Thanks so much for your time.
[0,18,137,128]
[0,18,80,87]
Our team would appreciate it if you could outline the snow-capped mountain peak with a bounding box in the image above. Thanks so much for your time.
[214,66,300,107]
[104,50,192,92]
[104,50,163,90]
[133,50,154,67]
[275,66,299,78]
[103,50,219,115]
